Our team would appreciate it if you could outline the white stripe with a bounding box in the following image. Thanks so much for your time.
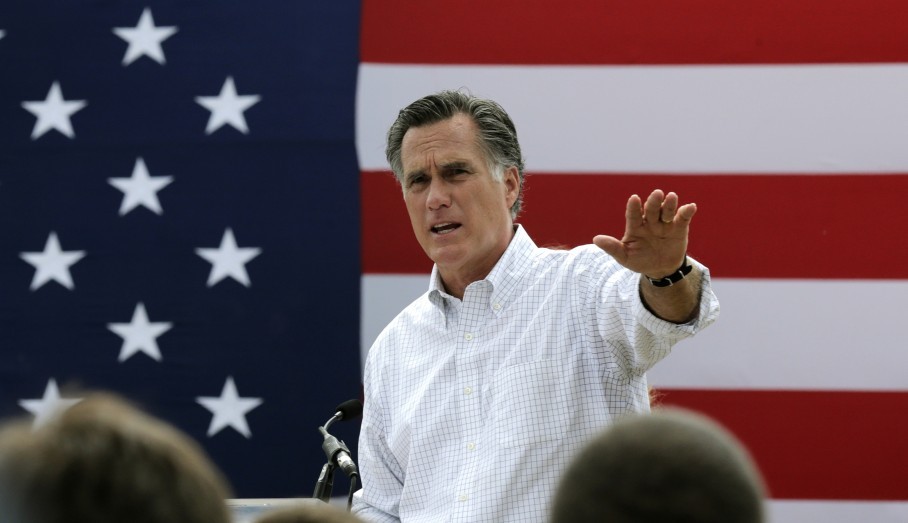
[648,278,908,391]
[767,500,908,523]
[361,275,908,391]
[357,63,908,173]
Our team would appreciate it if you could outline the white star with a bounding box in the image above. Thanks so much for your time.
[0,30,5,40]
[196,377,263,438]
[108,157,174,215]
[20,232,86,291]
[195,228,261,287]
[18,379,82,429]
[194,77,261,134]
[107,303,173,362]
[113,7,178,66]
[21,82,87,139]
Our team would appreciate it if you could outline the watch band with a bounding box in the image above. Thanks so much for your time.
[646,257,693,287]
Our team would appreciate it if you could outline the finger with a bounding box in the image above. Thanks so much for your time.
[677,202,698,222]
[625,194,644,229]
[593,235,627,263]
[660,192,679,224]
[643,189,665,225]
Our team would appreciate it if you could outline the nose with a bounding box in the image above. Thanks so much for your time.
[426,178,451,211]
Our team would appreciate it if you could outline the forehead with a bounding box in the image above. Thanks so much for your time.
[400,114,486,170]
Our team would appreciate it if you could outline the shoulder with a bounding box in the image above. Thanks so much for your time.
[366,291,434,359]
[529,243,624,280]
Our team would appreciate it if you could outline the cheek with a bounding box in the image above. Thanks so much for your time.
[404,195,423,219]
[479,192,508,219]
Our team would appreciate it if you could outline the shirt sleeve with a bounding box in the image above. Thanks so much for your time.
[594,254,720,377]
[351,339,404,522]
[351,487,401,523]
[634,256,720,337]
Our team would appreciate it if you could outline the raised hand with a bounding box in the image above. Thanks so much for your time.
[593,189,695,279]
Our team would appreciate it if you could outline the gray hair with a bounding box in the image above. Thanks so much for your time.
[385,90,526,219]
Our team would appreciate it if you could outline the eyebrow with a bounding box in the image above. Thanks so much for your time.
[439,160,472,171]
[404,160,474,181]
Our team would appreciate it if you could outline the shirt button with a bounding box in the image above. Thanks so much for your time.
[464,386,473,395]
[467,442,476,451]
[458,494,468,502]
[464,332,473,341]
[493,303,502,311]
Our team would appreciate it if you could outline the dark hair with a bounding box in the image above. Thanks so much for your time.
[385,90,526,218]
[0,393,232,523]
[551,409,766,523]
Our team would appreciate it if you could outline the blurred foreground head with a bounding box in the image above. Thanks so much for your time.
[0,392,232,523]
[253,502,365,523]
[551,408,766,523]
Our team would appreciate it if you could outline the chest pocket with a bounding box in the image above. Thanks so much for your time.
[490,358,573,448]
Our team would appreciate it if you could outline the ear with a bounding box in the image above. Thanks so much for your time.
[502,166,520,209]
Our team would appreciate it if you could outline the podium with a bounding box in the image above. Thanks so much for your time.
[228,498,324,523]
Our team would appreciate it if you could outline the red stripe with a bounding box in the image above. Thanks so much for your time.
[361,0,908,65]
[655,389,908,501]
[361,171,908,278]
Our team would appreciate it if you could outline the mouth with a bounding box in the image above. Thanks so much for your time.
[430,222,462,235]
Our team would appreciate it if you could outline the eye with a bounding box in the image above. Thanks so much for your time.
[406,175,427,189]
[446,167,470,178]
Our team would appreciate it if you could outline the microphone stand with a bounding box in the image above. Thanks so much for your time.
[312,410,359,509]
[313,411,342,503]
[312,461,335,503]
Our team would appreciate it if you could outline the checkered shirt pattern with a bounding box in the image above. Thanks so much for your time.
[352,225,720,522]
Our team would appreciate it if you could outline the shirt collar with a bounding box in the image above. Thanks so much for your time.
[427,224,537,317]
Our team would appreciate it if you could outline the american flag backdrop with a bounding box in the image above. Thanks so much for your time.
[356,1,908,522]
[2,1,907,521]
[0,1,362,498]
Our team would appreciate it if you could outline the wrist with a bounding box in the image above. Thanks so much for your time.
[644,257,692,287]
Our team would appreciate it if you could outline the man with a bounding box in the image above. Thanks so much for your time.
[550,408,766,523]
[0,392,232,523]
[352,90,720,522]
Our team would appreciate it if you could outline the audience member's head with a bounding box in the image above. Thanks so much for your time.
[253,502,365,523]
[0,392,232,523]
[551,408,766,523]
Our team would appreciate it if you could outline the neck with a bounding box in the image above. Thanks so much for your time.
[438,226,517,300]
[439,267,487,300]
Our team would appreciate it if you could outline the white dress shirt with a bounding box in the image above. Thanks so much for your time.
[353,225,720,522]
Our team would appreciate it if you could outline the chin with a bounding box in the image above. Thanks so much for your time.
[427,246,467,267]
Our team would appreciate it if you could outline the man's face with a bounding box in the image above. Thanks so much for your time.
[400,113,519,284]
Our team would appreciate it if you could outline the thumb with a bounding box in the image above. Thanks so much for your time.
[593,235,626,263]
